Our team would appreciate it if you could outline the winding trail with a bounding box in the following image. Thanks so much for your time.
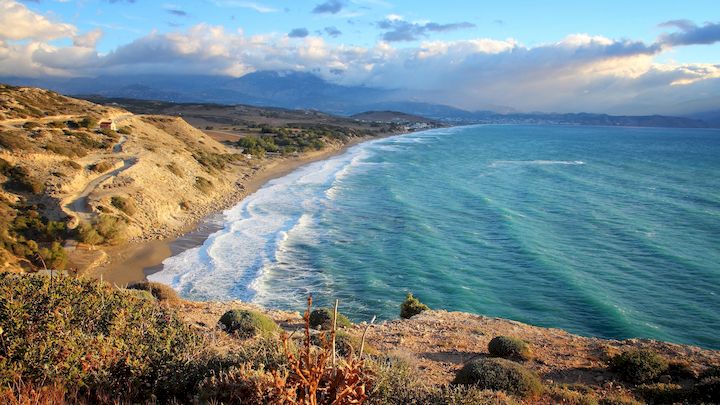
[62,113,136,228]
[65,157,138,227]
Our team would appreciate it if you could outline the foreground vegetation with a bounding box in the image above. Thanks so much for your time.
[0,275,718,404]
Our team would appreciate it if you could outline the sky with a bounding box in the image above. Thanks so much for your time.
[1,0,719,114]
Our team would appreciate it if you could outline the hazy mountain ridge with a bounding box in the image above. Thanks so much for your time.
[1,71,714,128]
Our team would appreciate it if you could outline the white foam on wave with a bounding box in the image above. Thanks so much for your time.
[149,130,429,302]
[490,160,585,168]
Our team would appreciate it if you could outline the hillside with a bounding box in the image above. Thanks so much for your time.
[0,84,257,273]
[0,84,435,275]
[1,274,719,404]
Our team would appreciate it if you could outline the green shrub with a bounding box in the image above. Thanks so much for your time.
[127,281,180,303]
[424,385,516,404]
[76,221,104,245]
[117,126,132,135]
[79,117,97,129]
[4,165,44,194]
[598,394,643,405]
[76,215,127,246]
[0,131,32,150]
[488,336,532,361]
[701,365,720,379]
[110,196,137,216]
[366,354,427,405]
[548,384,598,405]
[694,376,720,402]
[400,293,429,319]
[637,382,689,404]
[89,160,114,173]
[309,307,352,330]
[122,288,156,301]
[95,215,127,245]
[195,176,214,194]
[38,241,67,270]
[218,309,279,338]
[452,357,543,399]
[0,274,200,402]
[167,162,184,177]
[63,160,82,170]
[310,330,366,358]
[609,349,668,384]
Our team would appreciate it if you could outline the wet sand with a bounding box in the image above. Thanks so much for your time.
[96,134,390,285]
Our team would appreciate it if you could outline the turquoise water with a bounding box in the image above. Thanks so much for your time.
[151,125,720,349]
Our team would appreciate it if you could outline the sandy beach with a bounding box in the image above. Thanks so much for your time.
[93,133,392,285]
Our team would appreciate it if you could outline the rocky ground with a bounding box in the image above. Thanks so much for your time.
[173,299,720,402]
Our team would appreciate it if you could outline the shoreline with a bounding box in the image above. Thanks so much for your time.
[93,133,396,285]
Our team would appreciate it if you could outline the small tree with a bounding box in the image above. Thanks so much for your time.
[400,293,429,319]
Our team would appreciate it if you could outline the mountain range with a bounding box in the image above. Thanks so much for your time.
[2,71,716,128]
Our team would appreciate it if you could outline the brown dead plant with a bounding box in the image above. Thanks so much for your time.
[273,295,371,405]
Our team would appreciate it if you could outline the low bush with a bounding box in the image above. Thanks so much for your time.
[117,126,132,135]
[219,309,279,338]
[195,176,214,194]
[79,116,97,129]
[76,215,127,246]
[700,365,720,379]
[598,394,643,405]
[76,222,104,245]
[309,307,352,330]
[167,162,184,177]
[95,215,127,245]
[0,274,201,403]
[694,376,720,402]
[367,354,426,404]
[637,382,689,404]
[110,195,137,216]
[452,357,543,399]
[127,281,180,303]
[310,330,367,358]
[488,336,532,361]
[609,349,668,384]
[63,160,82,170]
[400,292,429,319]
[89,160,114,173]
[548,384,599,405]
[3,165,44,194]
[0,131,32,150]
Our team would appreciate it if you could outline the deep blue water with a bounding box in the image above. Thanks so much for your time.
[151,125,720,349]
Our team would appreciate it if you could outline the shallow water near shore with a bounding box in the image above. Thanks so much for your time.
[150,125,720,349]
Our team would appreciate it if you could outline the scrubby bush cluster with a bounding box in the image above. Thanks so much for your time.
[400,292,429,319]
[453,357,543,399]
[0,201,68,269]
[234,123,376,157]
[194,176,214,194]
[0,274,200,403]
[128,281,180,303]
[219,309,279,338]
[89,160,115,173]
[77,215,127,245]
[488,336,532,361]
[192,150,240,171]
[0,159,44,194]
[110,195,137,216]
[309,307,352,330]
[609,349,669,384]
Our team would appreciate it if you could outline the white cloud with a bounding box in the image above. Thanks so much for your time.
[0,0,718,114]
[0,0,76,41]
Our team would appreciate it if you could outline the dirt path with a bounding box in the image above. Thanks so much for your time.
[63,115,135,227]
[64,157,138,227]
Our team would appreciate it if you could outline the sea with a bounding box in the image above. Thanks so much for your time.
[149,124,720,349]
